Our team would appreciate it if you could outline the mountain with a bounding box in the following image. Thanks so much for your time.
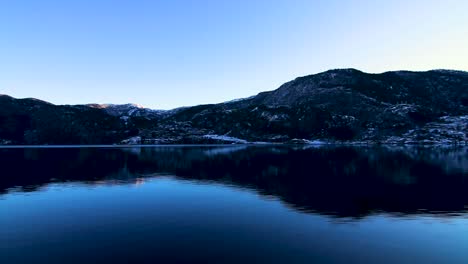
[1,69,467,145]
[87,103,171,119]
[0,95,133,144]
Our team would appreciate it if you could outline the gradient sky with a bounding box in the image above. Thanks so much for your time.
[1,0,467,109]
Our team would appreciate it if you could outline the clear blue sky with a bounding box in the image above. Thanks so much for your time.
[1,0,467,109]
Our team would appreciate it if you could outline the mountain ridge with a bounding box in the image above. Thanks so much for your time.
[1,69,467,145]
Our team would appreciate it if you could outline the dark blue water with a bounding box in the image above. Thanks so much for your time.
[1,146,468,263]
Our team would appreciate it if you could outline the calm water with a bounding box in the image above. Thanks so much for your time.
[1,145,468,263]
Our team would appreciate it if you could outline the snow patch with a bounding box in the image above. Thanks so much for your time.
[203,134,248,144]
[121,136,141,145]
[308,139,327,145]
[0,139,12,145]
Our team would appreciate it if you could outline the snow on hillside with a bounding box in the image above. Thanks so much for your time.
[88,103,175,119]
[203,134,249,144]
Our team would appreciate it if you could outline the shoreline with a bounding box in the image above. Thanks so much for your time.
[1,142,467,148]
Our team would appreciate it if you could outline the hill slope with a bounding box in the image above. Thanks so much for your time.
[1,69,467,145]
[155,69,468,144]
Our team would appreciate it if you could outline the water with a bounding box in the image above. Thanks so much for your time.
[1,145,468,263]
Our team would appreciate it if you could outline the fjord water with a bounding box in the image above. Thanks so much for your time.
[1,146,467,263]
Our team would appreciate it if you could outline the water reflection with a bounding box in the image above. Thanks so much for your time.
[1,145,467,218]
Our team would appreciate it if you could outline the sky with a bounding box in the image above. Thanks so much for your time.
[1,0,467,109]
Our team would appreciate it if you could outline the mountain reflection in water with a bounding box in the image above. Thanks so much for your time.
[1,145,467,218]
